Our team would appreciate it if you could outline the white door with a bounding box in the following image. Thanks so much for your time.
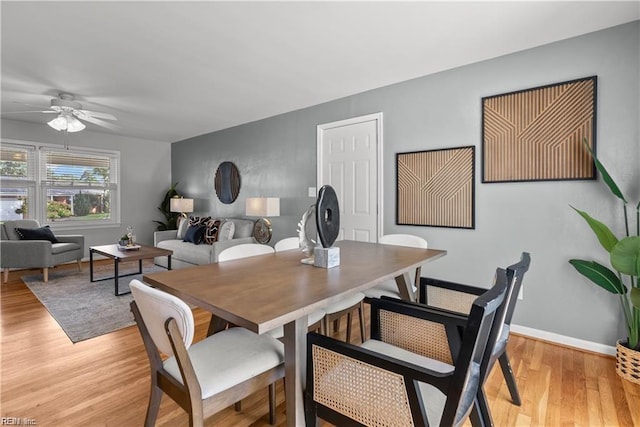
[317,113,382,242]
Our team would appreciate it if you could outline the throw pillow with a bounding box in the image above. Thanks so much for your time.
[189,216,211,227]
[15,226,59,243]
[203,219,221,245]
[183,224,206,244]
[218,221,235,242]
[176,217,189,239]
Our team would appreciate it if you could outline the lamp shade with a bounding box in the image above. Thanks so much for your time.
[246,197,280,217]
[170,197,194,213]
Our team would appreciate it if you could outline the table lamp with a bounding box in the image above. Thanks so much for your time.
[246,197,280,243]
[170,197,194,226]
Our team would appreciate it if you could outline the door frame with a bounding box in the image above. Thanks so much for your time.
[316,112,384,241]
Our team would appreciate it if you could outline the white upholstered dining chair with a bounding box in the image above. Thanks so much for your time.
[129,279,285,426]
[273,236,299,252]
[268,237,326,339]
[362,233,428,301]
[217,242,274,261]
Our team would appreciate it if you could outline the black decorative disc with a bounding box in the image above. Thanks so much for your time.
[316,185,340,248]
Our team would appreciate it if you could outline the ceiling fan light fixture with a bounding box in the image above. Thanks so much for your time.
[66,116,85,132]
[47,115,68,131]
[47,114,85,132]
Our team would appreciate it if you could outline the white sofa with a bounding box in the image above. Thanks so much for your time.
[154,217,257,269]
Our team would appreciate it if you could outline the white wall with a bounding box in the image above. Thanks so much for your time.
[172,22,639,348]
[1,118,172,254]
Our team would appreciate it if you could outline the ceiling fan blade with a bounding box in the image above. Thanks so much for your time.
[78,115,119,131]
[77,109,117,121]
[3,110,57,114]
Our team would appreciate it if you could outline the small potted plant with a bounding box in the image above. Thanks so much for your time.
[569,140,640,384]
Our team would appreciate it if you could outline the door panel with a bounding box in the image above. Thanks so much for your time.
[318,114,382,243]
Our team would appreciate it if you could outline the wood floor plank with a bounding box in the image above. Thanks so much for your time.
[2,262,639,426]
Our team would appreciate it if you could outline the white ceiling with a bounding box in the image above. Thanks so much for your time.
[2,1,638,143]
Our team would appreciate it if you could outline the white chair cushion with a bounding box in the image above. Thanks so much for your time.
[163,327,284,399]
[324,292,365,314]
[266,309,326,339]
[360,338,453,427]
[362,280,417,299]
[418,379,447,426]
[360,339,454,374]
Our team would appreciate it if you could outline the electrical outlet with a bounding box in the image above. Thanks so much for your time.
[308,187,316,197]
[518,287,523,300]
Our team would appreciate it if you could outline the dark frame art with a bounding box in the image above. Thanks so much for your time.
[396,146,475,229]
[482,76,597,183]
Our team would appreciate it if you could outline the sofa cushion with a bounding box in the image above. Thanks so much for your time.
[51,242,81,254]
[225,218,255,239]
[203,219,221,245]
[189,216,211,227]
[218,221,235,242]
[183,224,206,244]
[15,226,59,243]
[176,217,190,240]
[157,239,213,265]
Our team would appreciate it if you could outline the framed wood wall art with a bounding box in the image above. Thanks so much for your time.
[482,76,597,183]
[396,146,475,229]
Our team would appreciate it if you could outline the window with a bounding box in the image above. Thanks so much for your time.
[0,142,35,221]
[0,140,120,229]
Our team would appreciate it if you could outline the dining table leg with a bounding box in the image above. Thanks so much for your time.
[395,271,416,301]
[283,314,308,427]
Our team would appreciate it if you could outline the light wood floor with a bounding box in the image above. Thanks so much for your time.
[1,261,639,426]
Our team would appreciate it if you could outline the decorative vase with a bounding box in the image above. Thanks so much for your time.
[616,340,640,385]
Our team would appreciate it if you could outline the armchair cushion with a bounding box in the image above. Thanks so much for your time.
[15,226,59,243]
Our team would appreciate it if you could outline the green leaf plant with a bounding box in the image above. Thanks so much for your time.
[569,139,640,351]
[153,182,183,231]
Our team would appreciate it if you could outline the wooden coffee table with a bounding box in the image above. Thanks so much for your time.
[89,244,173,296]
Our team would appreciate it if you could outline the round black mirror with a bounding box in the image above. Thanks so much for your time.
[214,161,241,204]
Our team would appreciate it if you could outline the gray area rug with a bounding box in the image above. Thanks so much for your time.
[22,263,166,343]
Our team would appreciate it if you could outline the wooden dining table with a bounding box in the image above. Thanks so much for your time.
[143,239,446,426]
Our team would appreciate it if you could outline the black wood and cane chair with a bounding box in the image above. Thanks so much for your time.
[305,268,510,427]
[419,252,531,408]
[129,279,285,427]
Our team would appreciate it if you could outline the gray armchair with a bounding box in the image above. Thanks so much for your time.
[1,219,84,283]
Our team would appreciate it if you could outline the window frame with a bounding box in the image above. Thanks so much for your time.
[1,139,121,230]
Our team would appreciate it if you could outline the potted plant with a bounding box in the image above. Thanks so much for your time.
[154,182,183,231]
[569,141,640,384]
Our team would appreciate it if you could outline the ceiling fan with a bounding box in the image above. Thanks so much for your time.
[9,92,117,133]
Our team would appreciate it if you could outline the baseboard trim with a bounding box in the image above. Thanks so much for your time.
[511,324,617,356]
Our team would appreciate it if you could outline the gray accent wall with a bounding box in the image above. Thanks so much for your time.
[172,21,639,347]
[1,118,172,253]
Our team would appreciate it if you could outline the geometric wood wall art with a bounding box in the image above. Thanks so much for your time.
[482,76,597,183]
[397,146,475,229]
